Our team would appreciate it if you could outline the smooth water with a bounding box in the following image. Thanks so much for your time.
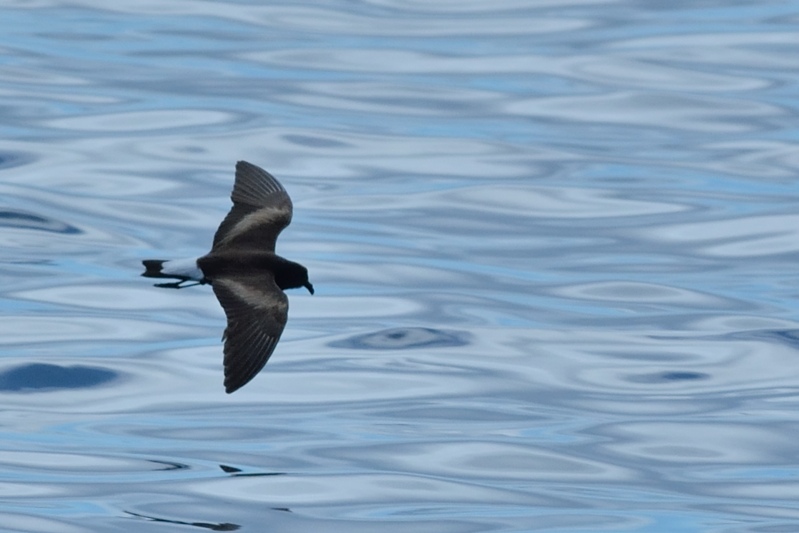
[2,1,799,531]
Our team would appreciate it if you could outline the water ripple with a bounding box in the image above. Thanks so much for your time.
[1,0,798,531]
[330,327,470,350]
[46,109,238,133]
[0,209,80,234]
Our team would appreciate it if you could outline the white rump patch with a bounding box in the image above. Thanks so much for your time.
[161,257,203,281]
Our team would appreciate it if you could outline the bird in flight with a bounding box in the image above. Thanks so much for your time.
[142,161,314,393]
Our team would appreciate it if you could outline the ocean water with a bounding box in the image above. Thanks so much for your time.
[1,1,799,531]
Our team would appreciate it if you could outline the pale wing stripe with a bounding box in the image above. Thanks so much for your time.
[218,207,290,246]
[218,278,286,313]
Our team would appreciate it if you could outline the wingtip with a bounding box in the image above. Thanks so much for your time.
[230,160,287,207]
[235,160,272,179]
[224,374,250,394]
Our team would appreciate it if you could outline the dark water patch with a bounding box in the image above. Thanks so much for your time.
[744,329,799,348]
[219,464,285,478]
[124,511,240,531]
[0,209,81,234]
[149,460,190,471]
[283,134,349,148]
[0,151,32,169]
[718,329,799,350]
[626,371,710,384]
[131,425,286,442]
[330,327,470,350]
[373,404,543,423]
[0,363,117,391]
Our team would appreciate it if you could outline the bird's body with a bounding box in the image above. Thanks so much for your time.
[142,161,313,393]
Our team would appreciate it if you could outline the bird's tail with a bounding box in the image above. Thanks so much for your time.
[142,257,204,282]
[141,259,167,278]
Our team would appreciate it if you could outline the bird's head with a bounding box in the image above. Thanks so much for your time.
[276,261,314,294]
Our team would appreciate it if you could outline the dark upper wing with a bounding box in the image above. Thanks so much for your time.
[211,161,293,252]
[210,273,289,393]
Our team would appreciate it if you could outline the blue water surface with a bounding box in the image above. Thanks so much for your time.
[1,1,799,531]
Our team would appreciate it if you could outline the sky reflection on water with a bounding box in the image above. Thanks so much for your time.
[1,0,799,531]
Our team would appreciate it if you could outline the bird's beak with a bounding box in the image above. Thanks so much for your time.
[304,282,314,295]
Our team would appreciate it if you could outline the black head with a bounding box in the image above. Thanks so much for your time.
[275,261,314,294]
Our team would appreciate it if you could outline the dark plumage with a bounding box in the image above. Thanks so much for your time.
[142,161,313,393]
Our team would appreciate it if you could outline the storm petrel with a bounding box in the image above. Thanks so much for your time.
[142,161,314,393]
